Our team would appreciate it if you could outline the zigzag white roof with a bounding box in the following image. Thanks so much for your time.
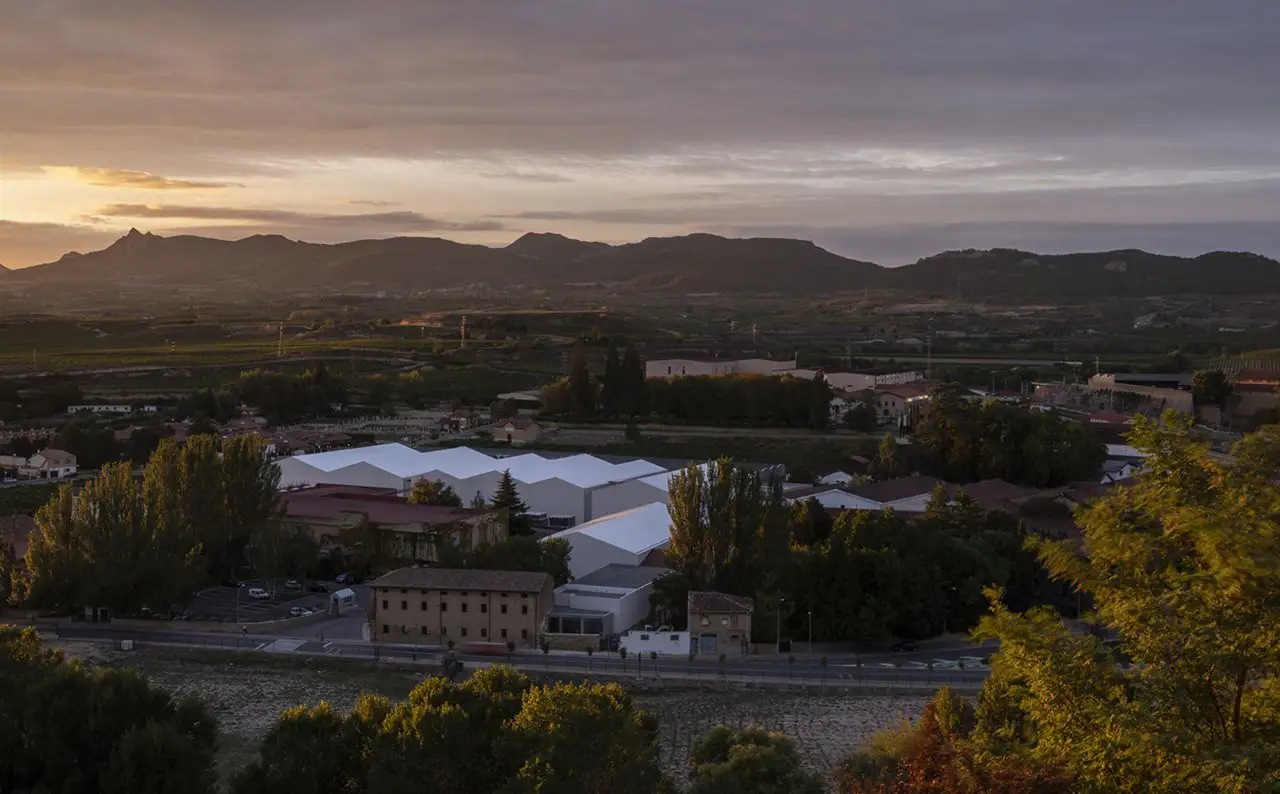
[283,444,667,489]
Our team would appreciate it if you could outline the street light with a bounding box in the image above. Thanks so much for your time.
[776,596,786,654]
[808,610,813,656]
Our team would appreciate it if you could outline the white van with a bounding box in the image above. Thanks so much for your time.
[248,587,270,600]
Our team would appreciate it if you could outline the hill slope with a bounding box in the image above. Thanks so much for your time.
[6,230,1279,300]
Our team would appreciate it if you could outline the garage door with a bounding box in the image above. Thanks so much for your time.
[699,633,718,654]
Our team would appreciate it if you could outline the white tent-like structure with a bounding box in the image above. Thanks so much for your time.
[543,502,673,580]
[275,443,672,523]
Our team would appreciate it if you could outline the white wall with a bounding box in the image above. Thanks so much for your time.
[520,478,588,523]
[276,460,407,492]
[620,629,691,656]
[554,583,654,633]
[586,479,668,521]
[883,493,933,513]
[556,533,647,580]
[275,458,324,489]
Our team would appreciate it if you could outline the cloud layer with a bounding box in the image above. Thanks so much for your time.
[1,1,1278,265]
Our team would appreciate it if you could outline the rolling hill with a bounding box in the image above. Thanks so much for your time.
[5,229,1279,301]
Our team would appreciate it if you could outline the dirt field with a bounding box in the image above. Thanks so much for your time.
[61,643,930,787]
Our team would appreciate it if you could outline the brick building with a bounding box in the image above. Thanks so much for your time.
[370,568,554,648]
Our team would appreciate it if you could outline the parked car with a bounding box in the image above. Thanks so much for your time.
[288,606,311,618]
[248,587,270,600]
[891,641,919,653]
[334,572,362,585]
[284,579,301,591]
[334,572,351,584]
[308,583,330,594]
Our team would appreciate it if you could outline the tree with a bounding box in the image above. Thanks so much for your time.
[689,725,825,794]
[807,372,833,431]
[872,434,900,479]
[968,413,1280,792]
[0,627,218,794]
[0,539,14,606]
[408,478,463,507]
[843,402,877,432]
[601,342,622,416]
[568,338,597,418]
[619,344,649,419]
[503,680,663,794]
[1191,368,1232,409]
[233,666,663,794]
[491,470,531,535]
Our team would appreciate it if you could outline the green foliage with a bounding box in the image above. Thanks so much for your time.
[234,666,661,794]
[872,433,901,479]
[0,627,218,794]
[688,725,825,794]
[0,483,60,516]
[968,413,1280,792]
[837,688,1072,793]
[568,337,597,418]
[912,389,1106,486]
[491,470,531,535]
[662,459,1048,644]
[647,374,833,429]
[238,368,337,422]
[407,478,463,507]
[601,342,622,416]
[20,434,281,613]
[51,420,122,469]
[843,402,877,432]
[438,535,572,586]
[618,344,649,418]
[1191,368,1232,408]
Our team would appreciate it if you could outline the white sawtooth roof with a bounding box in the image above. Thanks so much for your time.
[637,461,711,492]
[544,501,672,555]
[284,445,668,489]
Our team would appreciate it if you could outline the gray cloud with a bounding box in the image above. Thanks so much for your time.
[2,1,1279,263]
[90,204,505,232]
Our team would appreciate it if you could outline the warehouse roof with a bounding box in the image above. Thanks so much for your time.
[283,445,670,489]
[545,502,673,555]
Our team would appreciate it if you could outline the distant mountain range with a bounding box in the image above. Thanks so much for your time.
[5,228,1278,301]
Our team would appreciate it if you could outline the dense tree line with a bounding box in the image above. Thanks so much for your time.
[654,460,1052,643]
[911,389,1106,487]
[0,626,219,794]
[12,434,286,614]
[647,374,832,429]
[839,416,1280,792]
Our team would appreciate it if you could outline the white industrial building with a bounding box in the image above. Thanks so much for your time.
[786,476,951,514]
[548,564,670,637]
[275,443,675,524]
[543,501,673,580]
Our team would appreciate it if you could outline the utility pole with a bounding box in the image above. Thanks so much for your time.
[459,316,467,350]
[751,323,758,346]
[277,323,284,358]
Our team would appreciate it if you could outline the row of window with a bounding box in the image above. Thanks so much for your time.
[379,625,529,640]
[383,599,527,615]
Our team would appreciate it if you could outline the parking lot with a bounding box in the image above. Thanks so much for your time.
[185,581,331,624]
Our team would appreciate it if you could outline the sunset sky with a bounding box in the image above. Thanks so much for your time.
[2,0,1278,267]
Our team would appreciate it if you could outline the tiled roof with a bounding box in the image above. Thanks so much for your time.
[848,476,951,504]
[279,486,493,525]
[688,590,754,614]
[372,567,551,592]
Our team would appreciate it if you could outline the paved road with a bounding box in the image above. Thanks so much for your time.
[48,624,990,688]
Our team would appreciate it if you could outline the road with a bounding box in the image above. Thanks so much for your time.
[47,623,991,689]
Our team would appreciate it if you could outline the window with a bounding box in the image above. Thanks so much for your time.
[480,603,487,613]
[461,603,468,613]
[480,628,487,638]
[720,617,729,627]
[521,629,528,639]
[381,599,388,610]
[584,618,604,635]
[670,634,680,641]
[440,590,449,596]
[441,626,447,635]
[521,605,529,615]
[401,600,408,610]
[381,624,389,634]
[700,616,710,627]
[461,627,468,637]
[500,592,508,598]
[480,591,488,597]
[640,633,650,640]
[501,604,508,614]
[400,589,407,594]
[441,602,448,612]
[461,591,469,596]
[730,614,739,628]
[421,626,429,635]
[501,628,508,639]
[421,601,428,611]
